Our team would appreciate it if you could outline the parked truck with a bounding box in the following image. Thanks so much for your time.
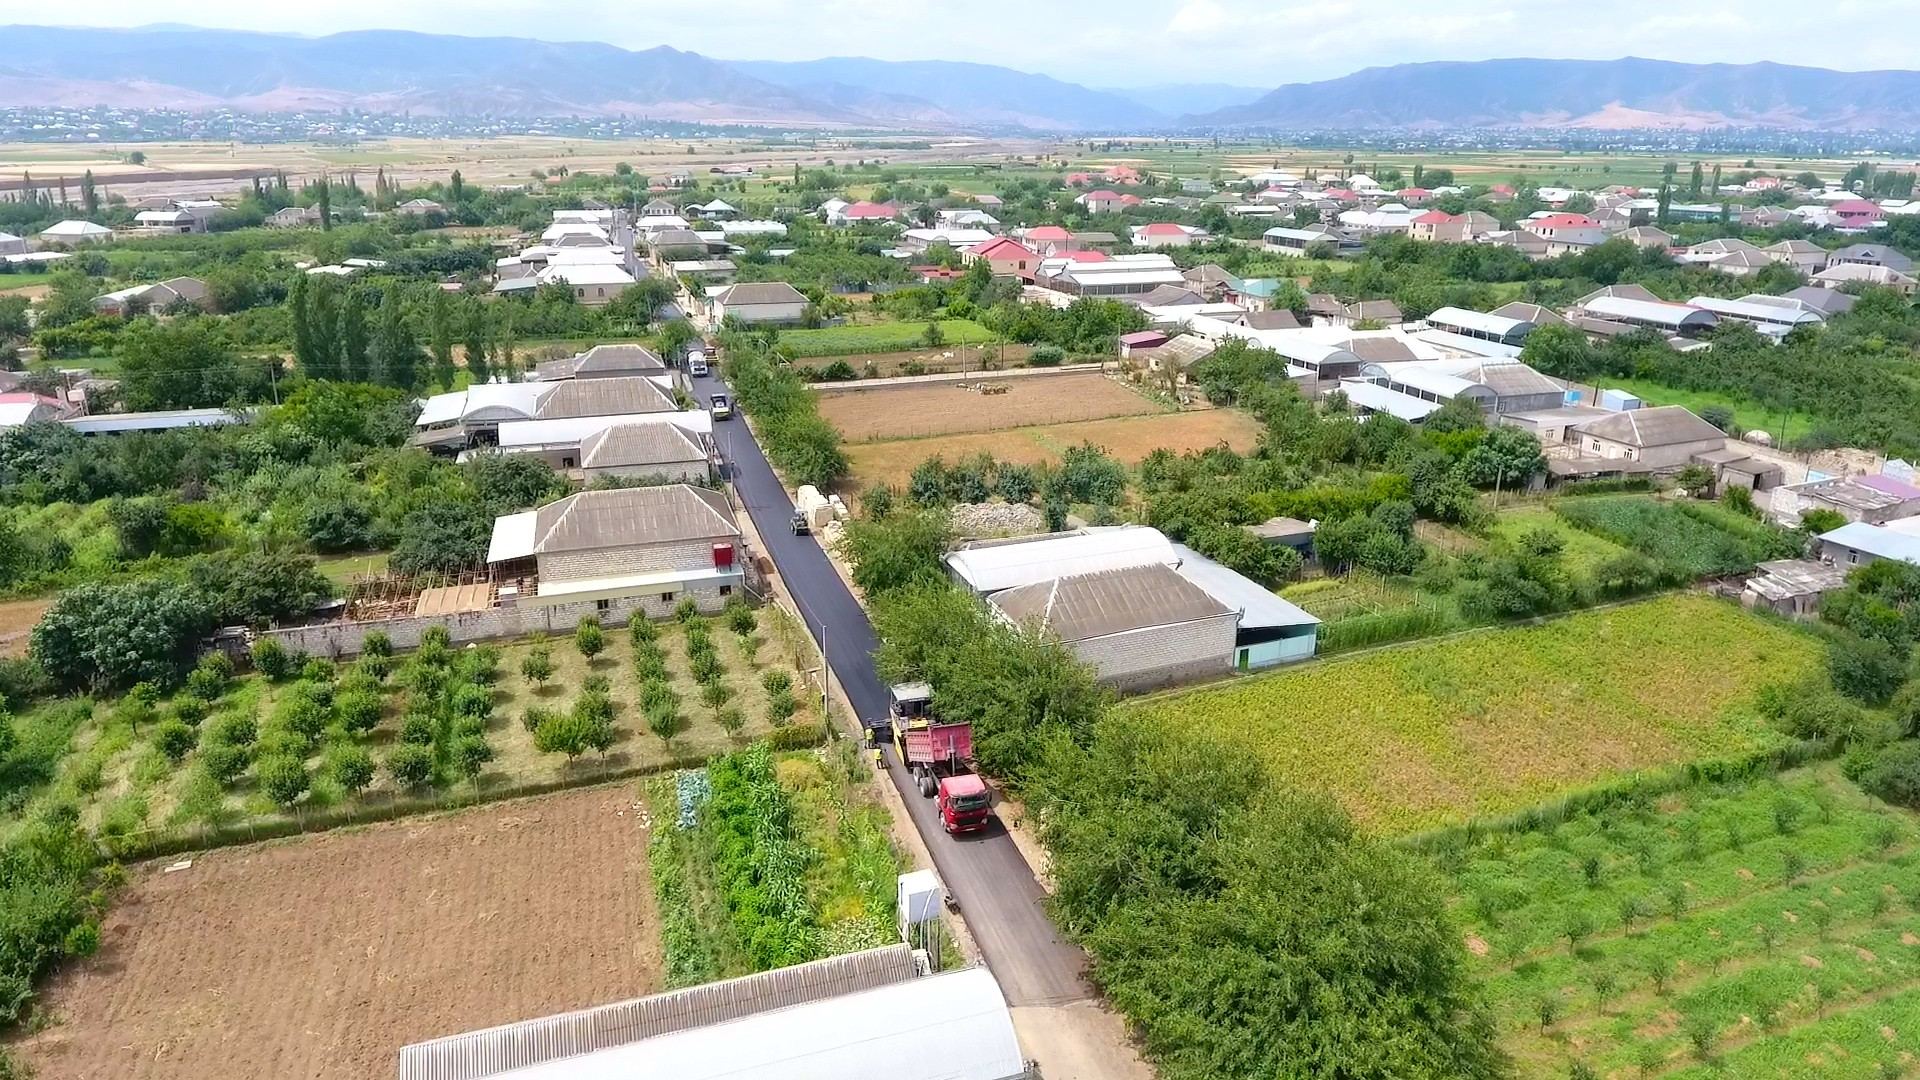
[886,682,991,834]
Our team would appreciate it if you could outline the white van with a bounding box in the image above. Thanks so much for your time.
[687,350,709,376]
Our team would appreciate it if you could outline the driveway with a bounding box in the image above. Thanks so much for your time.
[694,370,1090,1008]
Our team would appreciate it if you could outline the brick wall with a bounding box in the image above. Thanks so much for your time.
[1070,613,1238,692]
[263,581,736,660]
[538,536,729,584]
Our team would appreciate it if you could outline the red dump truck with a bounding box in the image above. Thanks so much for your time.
[887,682,991,834]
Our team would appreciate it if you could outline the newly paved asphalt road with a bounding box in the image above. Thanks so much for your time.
[697,372,1089,1008]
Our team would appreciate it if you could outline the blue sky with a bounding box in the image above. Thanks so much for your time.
[8,0,1920,85]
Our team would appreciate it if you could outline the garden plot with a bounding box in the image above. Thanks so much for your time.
[16,785,661,1080]
[1433,766,1920,1079]
[1123,594,1821,834]
[843,409,1262,491]
[816,371,1163,442]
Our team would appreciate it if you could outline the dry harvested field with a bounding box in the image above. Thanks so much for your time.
[844,408,1262,490]
[817,371,1162,442]
[0,597,51,657]
[797,342,1033,379]
[18,785,661,1080]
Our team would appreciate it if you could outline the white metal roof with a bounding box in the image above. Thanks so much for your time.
[40,219,111,237]
[494,410,712,450]
[1823,522,1920,566]
[538,264,637,288]
[1170,544,1319,630]
[475,966,1021,1080]
[1368,364,1483,398]
[1414,329,1525,359]
[64,408,245,434]
[1582,295,1716,330]
[486,510,540,562]
[946,526,1176,594]
[1338,378,1443,421]
[1686,295,1823,326]
[1425,306,1532,339]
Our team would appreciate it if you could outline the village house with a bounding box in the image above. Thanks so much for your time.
[395,198,445,217]
[946,526,1318,686]
[706,281,810,326]
[266,206,321,228]
[414,376,682,451]
[533,343,672,384]
[1812,262,1917,295]
[1773,474,1920,527]
[38,220,113,246]
[92,277,212,316]
[1763,239,1828,273]
[962,236,1038,278]
[1130,223,1206,248]
[487,484,746,619]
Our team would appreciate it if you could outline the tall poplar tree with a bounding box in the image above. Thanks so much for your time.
[462,300,490,384]
[338,287,370,383]
[370,289,419,390]
[428,290,456,389]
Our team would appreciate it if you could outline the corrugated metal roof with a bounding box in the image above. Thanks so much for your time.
[1583,296,1717,330]
[946,526,1175,594]
[1574,405,1726,448]
[715,281,808,306]
[1170,543,1318,630]
[1425,306,1533,340]
[534,377,676,420]
[397,946,919,1080]
[989,563,1230,642]
[525,485,738,555]
[579,423,708,470]
[1338,379,1443,421]
[1686,295,1823,325]
[494,411,712,450]
[1822,522,1920,565]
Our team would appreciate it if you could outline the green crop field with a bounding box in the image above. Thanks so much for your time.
[779,319,993,357]
[1554,496,1802,579]
[1488,506,1633,577]
[1124,594,1820,834]
[1436,766,1920,1078]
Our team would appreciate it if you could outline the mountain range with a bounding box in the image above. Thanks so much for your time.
[1,26,1917,132]
[1197,57,1920,131]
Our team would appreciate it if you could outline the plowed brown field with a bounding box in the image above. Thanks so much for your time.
[18,785,661,1080]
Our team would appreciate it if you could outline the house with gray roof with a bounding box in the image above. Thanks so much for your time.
[534,343,671,383]
[707,281,809,326]
[988,563,1239,691]
[1572,406,1725,462]
[487,484,744,615]
[579,422,713,484]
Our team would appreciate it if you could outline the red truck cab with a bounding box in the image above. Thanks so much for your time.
[937,773,992,834]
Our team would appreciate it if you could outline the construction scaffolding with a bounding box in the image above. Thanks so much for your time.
[343,568,495,623]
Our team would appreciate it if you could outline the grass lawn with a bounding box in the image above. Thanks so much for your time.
[1123,593,1820,835]
[780,319,993,357]
[1435,765,1920,1079]
[0,272,57,292]
[1488,506,1632,577]
[11,606,820,854]
[1596,377,1819,444]
[314,550,391,584]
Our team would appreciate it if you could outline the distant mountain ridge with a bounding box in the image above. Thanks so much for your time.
[1,28,1916,133]
[1196,57,1920,130]
[0,24,1163,130]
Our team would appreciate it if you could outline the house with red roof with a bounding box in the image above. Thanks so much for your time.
[1831,200,1884,230]
[1019,224,1075,255]
[1080,190,1127,214]
[1064,172,1097,187]
[0,393,67,428]
[1118,193,1143,208]
[963,236,1040,279]
[1396,188,1433,205]
[1321,188,1360,204]
[1131,223,1205,249]
[827,201,901,226]
[1525,212,1605,251]
[1104,166,1143,184]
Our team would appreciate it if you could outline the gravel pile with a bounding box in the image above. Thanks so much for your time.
[950,501,1043,537]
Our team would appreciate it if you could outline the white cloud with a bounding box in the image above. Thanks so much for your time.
[0,0,1909,87]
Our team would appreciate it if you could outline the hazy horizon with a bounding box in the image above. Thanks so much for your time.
[3,1,1917,88]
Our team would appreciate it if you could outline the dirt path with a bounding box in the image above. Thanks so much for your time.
[19,785,663,1080]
